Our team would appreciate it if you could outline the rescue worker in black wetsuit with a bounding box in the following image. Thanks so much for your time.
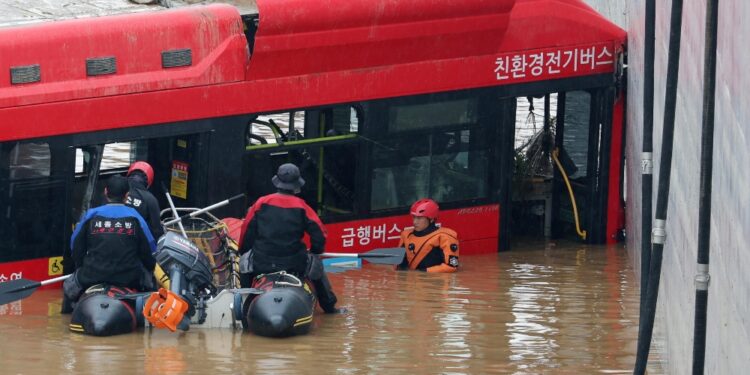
[125,161,164,240]
[238,163,344,314]
[397,198,460,273]
[63,175,157,304]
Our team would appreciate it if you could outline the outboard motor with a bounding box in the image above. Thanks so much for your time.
[143,232,214,331]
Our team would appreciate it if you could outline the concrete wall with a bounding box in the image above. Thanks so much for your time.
[582,0,628,28]
[588,0,750,373]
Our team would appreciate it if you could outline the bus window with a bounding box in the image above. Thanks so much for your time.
[514,94,557,174]
[71,141,149,220]
[303,141,358,217]
[368,93,489,211]
[370,127,490,211]
[297,106,360,218]
[246,107,360,147]
[562,91,592,179]
[7,142,51,178]
[243,106,361,219]
[0,140,67,262]
[553,90,595,239]
[246,112,307,145]
[387,98,478,132]
[74,142,147,173]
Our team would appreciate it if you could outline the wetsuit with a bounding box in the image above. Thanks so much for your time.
[69,204,157,296]
[238,192,338,311]
[126,172,164,240]
[397,224,459,273]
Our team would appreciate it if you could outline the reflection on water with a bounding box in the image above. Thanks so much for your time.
[0,241,662,374]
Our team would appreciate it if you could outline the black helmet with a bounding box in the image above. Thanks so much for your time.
[272,163,305,192]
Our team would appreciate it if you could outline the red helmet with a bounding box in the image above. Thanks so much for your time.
[127,161,154,187]
[410,198,439,220]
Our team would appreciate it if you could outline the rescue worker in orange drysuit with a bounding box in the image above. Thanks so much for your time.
[397,198,459,273]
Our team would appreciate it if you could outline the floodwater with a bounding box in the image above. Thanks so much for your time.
[0,241,663,374]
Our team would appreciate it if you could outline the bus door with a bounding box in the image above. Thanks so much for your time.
[550,88,616,244]
[554,88,617,243]
[510,86,617,245]
[243,106,361,221]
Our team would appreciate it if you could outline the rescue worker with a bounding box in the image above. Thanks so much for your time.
[397,198,460,273]
[63,175,157,304]
[126,161,164,240]
[238,163,344,314]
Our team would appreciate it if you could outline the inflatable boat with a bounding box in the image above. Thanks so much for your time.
[69,285,146,336]
[243,271,316,337]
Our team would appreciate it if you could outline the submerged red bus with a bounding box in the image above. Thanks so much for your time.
[0,0,625,284]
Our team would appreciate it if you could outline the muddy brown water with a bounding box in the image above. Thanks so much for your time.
[0,241,663,374]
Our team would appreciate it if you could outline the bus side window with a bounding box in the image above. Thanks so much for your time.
[313,142,357,217]
[369,95,490,211]
[302,106,359,217]
[369,129,489,211]
[0,141,67,262]
[243,106,360,218]
[245,106,359,147]
[562,91,592,179]
[72,142,147,219]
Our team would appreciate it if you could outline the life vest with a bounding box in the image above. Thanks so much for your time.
[399,226,459,273]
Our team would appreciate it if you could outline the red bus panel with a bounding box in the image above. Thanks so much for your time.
[0,4,247,108]
[0,257,60,290]
[325,204,500,256]
[224,204,500,256]
[0,1,624,142]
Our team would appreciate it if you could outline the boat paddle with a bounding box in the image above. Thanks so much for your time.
[320,247,405,265]
[0,274,71,306]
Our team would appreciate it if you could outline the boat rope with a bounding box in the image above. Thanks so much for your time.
[269,271,303,288]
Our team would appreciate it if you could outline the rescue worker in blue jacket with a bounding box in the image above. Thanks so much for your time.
[63,175,157,303]
[238,163,344,314]
[126,161,164,240]
[397,198,460,273]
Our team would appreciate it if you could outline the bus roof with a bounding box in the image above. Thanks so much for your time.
[0,0,258,28]
[0,0,625,142]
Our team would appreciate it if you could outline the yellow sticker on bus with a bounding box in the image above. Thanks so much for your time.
[48,256,63,276]
[171,160,189,199]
